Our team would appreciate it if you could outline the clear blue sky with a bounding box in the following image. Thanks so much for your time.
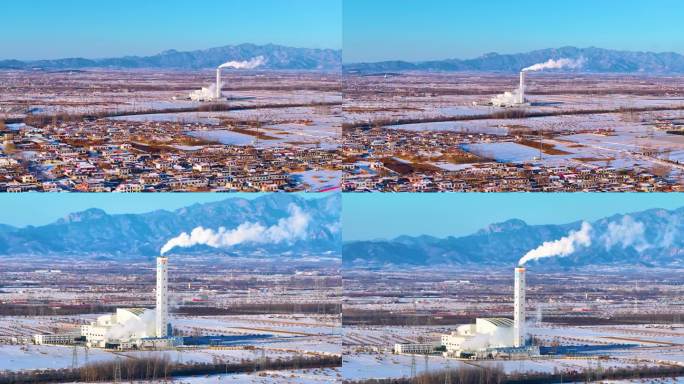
[0,193,322,227]
[343,194,684,241]
[343,0,684,63]
[1,0,341,60]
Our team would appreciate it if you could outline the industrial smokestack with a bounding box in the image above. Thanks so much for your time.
[518,71,525,104]
[215,68,221,100]
[156,256,169,338]
[514,266,525,347]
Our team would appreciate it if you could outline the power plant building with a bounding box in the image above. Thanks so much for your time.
[441,317,514,353]
[188,68,224,101]
[81,308,156,348]
[395,266,538,359]
[490,71,528,107]
[77,257,178,349]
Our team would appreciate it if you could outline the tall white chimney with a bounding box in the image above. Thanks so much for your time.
[514,266,526,347]
[215,68,221,100]
[518,71,526,104]
[156,256,169,338]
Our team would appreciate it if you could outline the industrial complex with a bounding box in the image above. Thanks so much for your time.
[393,266,539,359]
[490,71,529,107]
[33,257,181,350]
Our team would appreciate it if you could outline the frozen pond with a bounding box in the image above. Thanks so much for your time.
[6,123,26,131]
[187,130,255,146]
[462,142,541,162]
[292,170,341,191]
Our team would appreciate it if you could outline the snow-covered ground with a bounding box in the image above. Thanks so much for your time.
[341,323,684,381]
[0,313,341,374]
[172,368,341,384]
[0,345,112,371]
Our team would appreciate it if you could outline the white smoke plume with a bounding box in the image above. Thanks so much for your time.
[518,222,592,266]
[105,310,155,340]
[218,56,266,69]
[490,89,523,107]
[189,82,222,101]
[522,57,586,72]
[160,204,309,255]
[601,215,650,252]
[459,326,512,350]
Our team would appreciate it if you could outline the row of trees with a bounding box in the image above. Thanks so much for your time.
[344,308,684,327]
[178,302,342,316]
[0,354,342,383]
[342,104,684,130]
[344,366,506,384]
[345,364,684,384]
[0,304,118,317]
[21,100,341,128]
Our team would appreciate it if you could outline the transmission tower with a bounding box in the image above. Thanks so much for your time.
[424,354,429,375]
[113,356,122,383]
[83,346,90,380]
[71,345,78,369]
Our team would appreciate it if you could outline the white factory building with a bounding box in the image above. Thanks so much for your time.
[187,68,224,101]
[441,317,514,353]
[81,308,156,348]
[394,267,539,359]
[78,257,178,350]
[490,71,529,107]
[32,257,179,350]
[189,86,217,102]
[394,342,440,355]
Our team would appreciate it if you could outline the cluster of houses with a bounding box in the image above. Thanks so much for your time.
[0,120,339,192]
[342,127,682,192]
[343,162,678,192]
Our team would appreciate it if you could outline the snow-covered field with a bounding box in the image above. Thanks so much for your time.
[172,368,341,384]
[0,345,112,371]
[67,368,341,383]
[0,313,341,374]
[340,323,684,381]
[110,105,340,148]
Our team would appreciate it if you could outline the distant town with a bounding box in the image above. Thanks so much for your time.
[342,72,684,192]
[0,70,342,192]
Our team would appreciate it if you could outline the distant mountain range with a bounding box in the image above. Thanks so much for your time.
[344,207,684,268]
[344,47,684,74]
[0,43,341,71]
[0,194,341,258]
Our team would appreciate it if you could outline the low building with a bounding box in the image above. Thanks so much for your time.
[33,333,80,345]
[394,342,439,355]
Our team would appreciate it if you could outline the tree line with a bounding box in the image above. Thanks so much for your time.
[0,354,341,383]
[344,363,684,384]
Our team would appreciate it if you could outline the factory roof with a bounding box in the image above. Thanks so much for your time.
[479,317,514,328]
[121,308,147,317]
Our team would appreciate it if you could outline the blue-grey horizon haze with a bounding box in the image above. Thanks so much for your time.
[343,0,684,63]
[1,0,341,60]
[343,194,684,241]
